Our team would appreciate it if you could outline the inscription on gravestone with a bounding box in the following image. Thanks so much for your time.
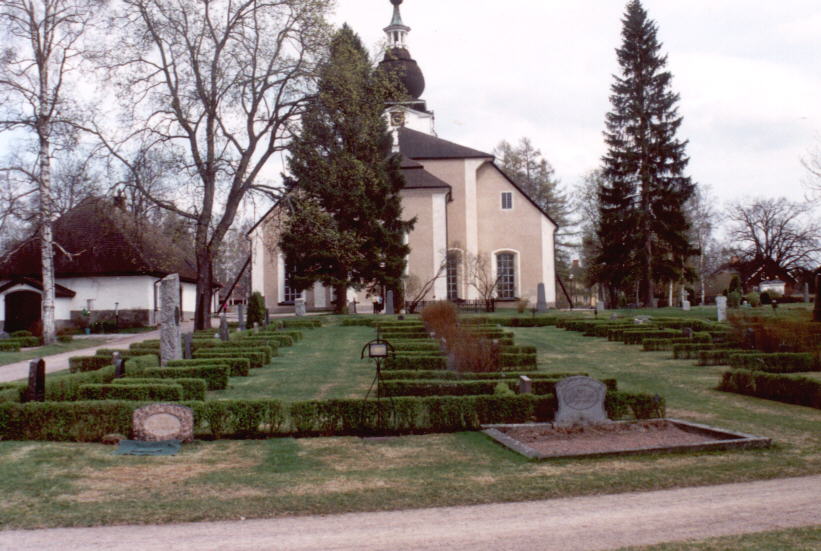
[159,274,183,366]
[133,403,194,443]
[554,376,609,427]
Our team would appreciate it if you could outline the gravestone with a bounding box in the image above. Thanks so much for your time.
[113,352,126,379]
[294,297,307,317]
[682,300,691,311]
[159,274,182,366]
[815,272,821,322]
[609,313,619,320]
[348,300,357,314]
[554,375,609,427]
[681,327,693,338]
[25,358,45,402]
[536,283,548,313]
[518,375,532,394]
[182,333,193,360]
[219,314,229,342]
[132,403,194,443]
[716,296,728,322]
[804,282,810,304]
[385,290,395,315]
[264,308,271,327]
[253,322,259,334]
[237,304,246,330]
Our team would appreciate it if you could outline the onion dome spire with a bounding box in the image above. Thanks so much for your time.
[378,0,425,100]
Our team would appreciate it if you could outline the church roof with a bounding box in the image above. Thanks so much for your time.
[0,197,199,283]
[400,155,451,190]
[398,127,493,160]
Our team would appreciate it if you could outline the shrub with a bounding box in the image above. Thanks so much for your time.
[698,349,747,366]
[718,370,821,409]
[10,330,33,338]
[167,358,250,377]
[141,366,229,390]
[727,352,816,373]
[380,378,617,398]
[672,343,729,359]
[0,385,24,403]
[124,354,160,371]
[498,317,557,327]
[0,341,21,352]
[247,292,267,328]
[193,349,266,369]
[494,382,515,396]
[0,401,135,441]
[744,292,761,307]
[516,299,529,314]
[622,329,680,345]
[78,383,183,402]
[278,319,321,329]
[379,370,588,381]
[384,356,447,371]
[68,356,113,373]
[8,336,40,348]
[727,291,742,308]
[341,318,375,327]
[420,301,459,339]
[112,378,207,401]
[57,335,73,343]
[727,311,821,354]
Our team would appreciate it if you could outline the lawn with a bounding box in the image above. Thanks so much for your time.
[618,525,821,550]
[0,338,109,367]
[0,315,819,530]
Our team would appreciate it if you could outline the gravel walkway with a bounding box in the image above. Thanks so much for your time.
[1,475,819,550]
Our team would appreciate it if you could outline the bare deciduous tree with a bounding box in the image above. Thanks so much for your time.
[465,252,500,312]
[95,0,332,330]
[727,197,821,285]
[686,185,717,304]
[0,0,99,342]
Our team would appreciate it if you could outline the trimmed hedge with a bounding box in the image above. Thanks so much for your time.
[112,378,207,401]
[68,356,113,373]
[7,336,41,348]
[193,349,266,369]
[718,370,821,409]
[623,329,681,345]
[140,366,229,390]
[43,354,159,402]
[167,358,250,377]
[384,355,447,370]
[78,383,183,402]
[278,319,321,329]
[642,334,711,351]
[341,318,375,326]
[391,341,440,352]
[380,378,618,397]
[672,343,729,360]
[698,349,747,366]
[0,341,21,352]
[498,317,557,327]
[379,370,588,381]
[0,389,665,441]
[727,353,817,373]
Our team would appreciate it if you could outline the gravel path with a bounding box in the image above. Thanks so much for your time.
[2,475,819,551]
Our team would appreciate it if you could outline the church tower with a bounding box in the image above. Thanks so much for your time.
[377,0,435,136]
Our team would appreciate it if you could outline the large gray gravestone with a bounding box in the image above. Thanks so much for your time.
[682,300,691,311]
[716,296,728,322]
[25,358,45,402]
[536,283,548,312]
[518,375,532,394]
[159,274,182,366]
[182,333,193,360]
[804,282,810,304]
[294,297,306,317]
[219,314,229,342]
[554,376,609,427]
[113,352,126,379]
[133,403,194,443]
[237,304,246,330]
[385,290,395,315]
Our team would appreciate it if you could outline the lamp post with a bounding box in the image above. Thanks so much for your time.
[361,332,395,430]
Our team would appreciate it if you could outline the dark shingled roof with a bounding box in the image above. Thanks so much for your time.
[0,197,199,283]
[398,127,493,160]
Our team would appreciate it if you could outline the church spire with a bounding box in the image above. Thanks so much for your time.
[384,0,410,49]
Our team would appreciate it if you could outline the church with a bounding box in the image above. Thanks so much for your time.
[248,0,558,313]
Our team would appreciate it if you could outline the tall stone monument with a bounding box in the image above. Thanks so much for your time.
[804,282,810,304]
[716,295,728,323]
[159,274,182,366]
[25,358,45,402]
[536,283,548,313]
[385,290,395,315]
[219,313,229,341]
[237,304,246,330]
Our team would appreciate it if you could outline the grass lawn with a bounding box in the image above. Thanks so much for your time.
[618,525,821,550]
[0,317,819,530]
[0,338,109,367]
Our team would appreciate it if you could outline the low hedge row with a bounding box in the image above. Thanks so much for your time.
[278,319,321,329]
[379,378,618,398]
[43,355,159,402]
[391,341,440,352]
[167,358,250,377]
[193,349,266,369]
[497,317,558,327]
[718,370,821,409]
[139,365,229,390]
[727,353,818,373]
[341,319,375,326]
[698,349,747,366]
[0,391,666,441]
[78,383,183,402]
[68,356,112,373]
[385,355,446,370]
[5,336,41,348]
[622,329,681,345]
[0,341,21,352]
[672,343,729,359]
[642,334,711,351]
[112,377,207,400]
[379,370,588,381]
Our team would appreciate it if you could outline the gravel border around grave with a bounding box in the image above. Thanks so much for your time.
[482,418,771,460]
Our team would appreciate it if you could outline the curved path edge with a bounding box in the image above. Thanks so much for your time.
[2,475,820,550]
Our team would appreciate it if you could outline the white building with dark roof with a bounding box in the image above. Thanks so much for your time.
[248,0,557,312]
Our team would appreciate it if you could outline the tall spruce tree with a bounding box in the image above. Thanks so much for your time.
[596,0,697,307]
[279,25,414,313]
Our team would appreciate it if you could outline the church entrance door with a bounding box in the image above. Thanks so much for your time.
[4,290,41,334]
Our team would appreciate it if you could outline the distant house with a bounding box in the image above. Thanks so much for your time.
[0,197,215,333]
[759,280,786,295]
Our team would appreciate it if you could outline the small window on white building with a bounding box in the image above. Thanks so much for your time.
[501,192,513,210]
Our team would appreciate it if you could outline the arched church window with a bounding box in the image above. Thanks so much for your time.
[496,252,516,299]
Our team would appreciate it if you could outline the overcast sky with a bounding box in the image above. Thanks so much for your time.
[333,0,821,206]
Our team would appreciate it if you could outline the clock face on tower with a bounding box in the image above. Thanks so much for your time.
[390,110,405,127]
